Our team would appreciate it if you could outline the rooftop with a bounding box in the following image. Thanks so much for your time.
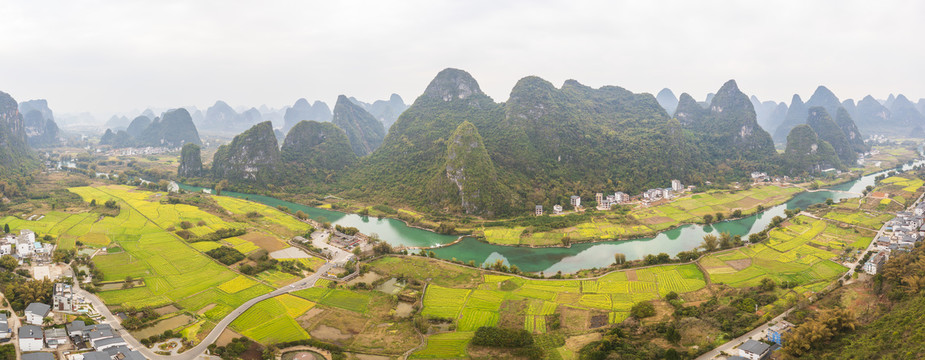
[19,324,43,339]
[21,353,55,360]
[739,339,771,355]
[25,302,51,316]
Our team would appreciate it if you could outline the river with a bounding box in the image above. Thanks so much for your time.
[179,159,920,274]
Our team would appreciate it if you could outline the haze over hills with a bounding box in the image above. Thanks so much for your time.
[655,88,679,115]
[18,99,61,147]
[100,109,201,148]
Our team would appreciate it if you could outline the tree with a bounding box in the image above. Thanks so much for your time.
[89,199,97,207]
[703,214,714,224]
[215,180,229,196]
[0,255,17,271]
[759,277,777,292]
[732,209,743,218]
[719,232,733,249]
[715,212,724,221]
[613,253,626,265]
[630,301,655,319]
[2,224,7,233]
[701,234,719,252]
[123,276,135,289]
[295,210,307,220]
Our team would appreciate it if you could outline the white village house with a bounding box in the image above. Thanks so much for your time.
[24,302,51,325]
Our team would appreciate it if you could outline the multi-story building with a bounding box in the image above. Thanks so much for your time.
[535,205,543,216]
[671,179,683,192]
[53,283,75,312]
[570,196,581,209]
[552,205,563,215]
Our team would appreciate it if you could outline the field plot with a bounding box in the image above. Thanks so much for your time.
[411,331,473,359]
[421,285,471,318]
[230,294,313,344]
[292,287,372,313]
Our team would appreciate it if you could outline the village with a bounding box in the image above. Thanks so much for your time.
[534,179,689,216]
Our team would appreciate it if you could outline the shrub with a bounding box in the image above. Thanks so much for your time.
[471,327,534,348]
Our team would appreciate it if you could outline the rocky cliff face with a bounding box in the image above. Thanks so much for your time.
[178,143,203,178]
[19,99,59,147]
[422,68,485,104]
[806,107,855,165]
[834,107,867,153]
[805,86,842,119]
[211,121,280,183]
[280,120,357,180]
[0,91,36,174]
[783,124,842,174]
[855,95,892,131]
[331,95,386,157]
[433,121,508,215]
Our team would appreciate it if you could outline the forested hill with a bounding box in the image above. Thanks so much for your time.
[347,69,773,216]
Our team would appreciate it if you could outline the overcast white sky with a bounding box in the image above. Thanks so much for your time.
[1,0,922,118]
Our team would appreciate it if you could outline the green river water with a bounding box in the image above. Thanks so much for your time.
[179,160,919,273]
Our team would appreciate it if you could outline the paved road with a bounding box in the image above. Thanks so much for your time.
[695,309,793,360]
[77,258,341,360]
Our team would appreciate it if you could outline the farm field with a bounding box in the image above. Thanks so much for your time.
[408,260,706,358]
[481,185,802,246]
[0,184,329,340]
[702,216,852,289]
[230,294,314,344]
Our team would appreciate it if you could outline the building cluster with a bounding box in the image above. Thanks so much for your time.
[105,146,171,157]
[0,229,52,263]
[750,172,792,183]
[866,202,925,274]
[537,180,686,215]
[18,302,142,359]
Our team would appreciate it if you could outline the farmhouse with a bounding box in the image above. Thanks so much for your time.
[24,302,51,325]
[535,205,543,216]
[671,179,683,192]
[863,251,889,275]
[19,325,44,352]
[570,195,581,209]
[552,204,563,215]
[737,339,771,360]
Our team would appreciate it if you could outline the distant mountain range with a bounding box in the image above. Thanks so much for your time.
[100,109,201,148]
[18,99,61,147]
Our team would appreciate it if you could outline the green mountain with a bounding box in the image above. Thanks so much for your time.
[331,95,386,157]
[211,121,280,183]
[427,121,513,216]
[834,107,867,154]
[855,95,893,133]
[782,124,842,175]
[890,94,925,126]
[125,116,151,138]
[656,88,679,115]
[0,91,36,178]
[137,108,202,147]
[805,86,842,119]
[806,107,856,165]
[348,94,409,130]
[99,129,133,148]
[280,120,357,182]
[178,143,203,178]
[675,80,776,163]
[353,69,735,216]
[774,94,807,142]
[283,99,331,133]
